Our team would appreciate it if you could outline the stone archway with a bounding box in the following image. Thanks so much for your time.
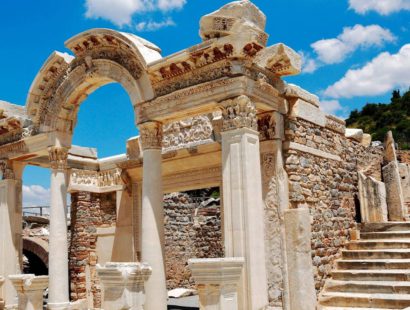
[26,28,161,135]
[23,237,49,275]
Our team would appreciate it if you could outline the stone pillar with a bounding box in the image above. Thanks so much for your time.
[139,122,167,310]
[220,95,268,309]
[188,258,244,310]
[284,207,316,310]
[96,262,151,310]
[0,160,24,310]
[383,131,407,221]
[358,172,388,223]
[9,274,48,310]
[0,277,5,310]
[48,147,70,310]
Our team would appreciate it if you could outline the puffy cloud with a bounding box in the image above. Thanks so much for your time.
[135,18,175,31]
[349,0,410,15]
[324,44,410,98]
[320,100,344,114]
[85,0,186,27]
[23,185,50,208]
[300,51,319,74]
[311,24,396,65]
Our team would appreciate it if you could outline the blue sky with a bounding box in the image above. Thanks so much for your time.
[0,0,409,206]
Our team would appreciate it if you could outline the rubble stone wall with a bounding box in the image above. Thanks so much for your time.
[164,191,223,289]
[69,191,116,308]
[284,118,383,292]
[398,150,410,165]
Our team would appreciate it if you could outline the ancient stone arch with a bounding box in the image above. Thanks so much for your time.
[26,28,161,134]
[23,237,49,269]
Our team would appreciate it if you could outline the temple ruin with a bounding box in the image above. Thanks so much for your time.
[1,1,410,310]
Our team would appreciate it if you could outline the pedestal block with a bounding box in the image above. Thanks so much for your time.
[9,274,48,310]
[189,258,244,310]
[96,262,152,310]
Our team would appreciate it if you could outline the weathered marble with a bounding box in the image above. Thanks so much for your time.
[358,172,388,223]
[9,274,48,310]
[188,258,244,310]
[383,161,407,221]
[96,262,151,310]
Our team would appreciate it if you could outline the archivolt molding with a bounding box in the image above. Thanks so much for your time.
[26,28,161,134]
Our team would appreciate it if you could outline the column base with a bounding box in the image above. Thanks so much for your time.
[47,302,70,310]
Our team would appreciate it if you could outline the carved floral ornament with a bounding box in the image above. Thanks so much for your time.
[139,122,163,150]
[220,95,257,131]
[0,159,15,180]
[48,147,69,170]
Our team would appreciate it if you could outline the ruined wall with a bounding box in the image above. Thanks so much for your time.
[284,118,383,291]
[164,191,223,289]
[69,192,116,308]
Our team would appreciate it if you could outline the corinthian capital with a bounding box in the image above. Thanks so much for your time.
[139,122,163,150]
[48,147,69,170]
[220,95,257,132]
[0,159,15,180]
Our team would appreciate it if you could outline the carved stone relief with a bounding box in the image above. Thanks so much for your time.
[221,95,257,131]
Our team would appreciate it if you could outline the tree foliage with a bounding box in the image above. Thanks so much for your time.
[345,88,410,149]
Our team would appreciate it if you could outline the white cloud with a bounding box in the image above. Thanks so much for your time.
[311,24,396,65]
[349,0,410,15]
[85,0,186,27]
[136,18,175,31]
[320,100,344,114]
[300,51,319,73]
[23,185,50,208]
[324,44,410,98]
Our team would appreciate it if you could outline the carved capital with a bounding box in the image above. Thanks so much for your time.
[48,147,69,170]
[139,122,163,150]
[220,95,257,131]
[0,159,15,180]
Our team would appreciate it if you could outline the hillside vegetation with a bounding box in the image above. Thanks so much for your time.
[346,89,410,149]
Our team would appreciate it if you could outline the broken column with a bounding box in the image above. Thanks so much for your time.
[383,131,407,220]
[9,274,48,310]
[220,95,269,309]
[96,262,152,310]
[284,207,316,310]
[358,172,388,223]
[188,258,244,310]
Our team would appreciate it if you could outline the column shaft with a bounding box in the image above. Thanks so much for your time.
[48,147,69,310]
[220,95,268,309]
[139,122,167,310]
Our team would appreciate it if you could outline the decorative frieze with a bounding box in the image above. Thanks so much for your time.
[221,95,257,131]
[70,168,123,189]
[48,147,69,170]
[162,115,214,152]
[139,122,163,150]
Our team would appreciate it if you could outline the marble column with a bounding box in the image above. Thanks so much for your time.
[9,274,48,310]
[220,95,269,309]
[96,262,152,310]
[188,258,244,310]
[0,160,24,310]
[139,122,167,310]
[48,147,70,310]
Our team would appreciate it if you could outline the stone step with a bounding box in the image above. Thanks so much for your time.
[360,222,410,232]
[319,292,410,308]
[348,240,410,250]
[325,279,410,294]
[331,270,410,281]
[361,231,410,239]
[342,249,410,260]
[336,259,410,270]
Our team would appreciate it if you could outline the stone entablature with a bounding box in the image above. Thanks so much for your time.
[69,168,124,193]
